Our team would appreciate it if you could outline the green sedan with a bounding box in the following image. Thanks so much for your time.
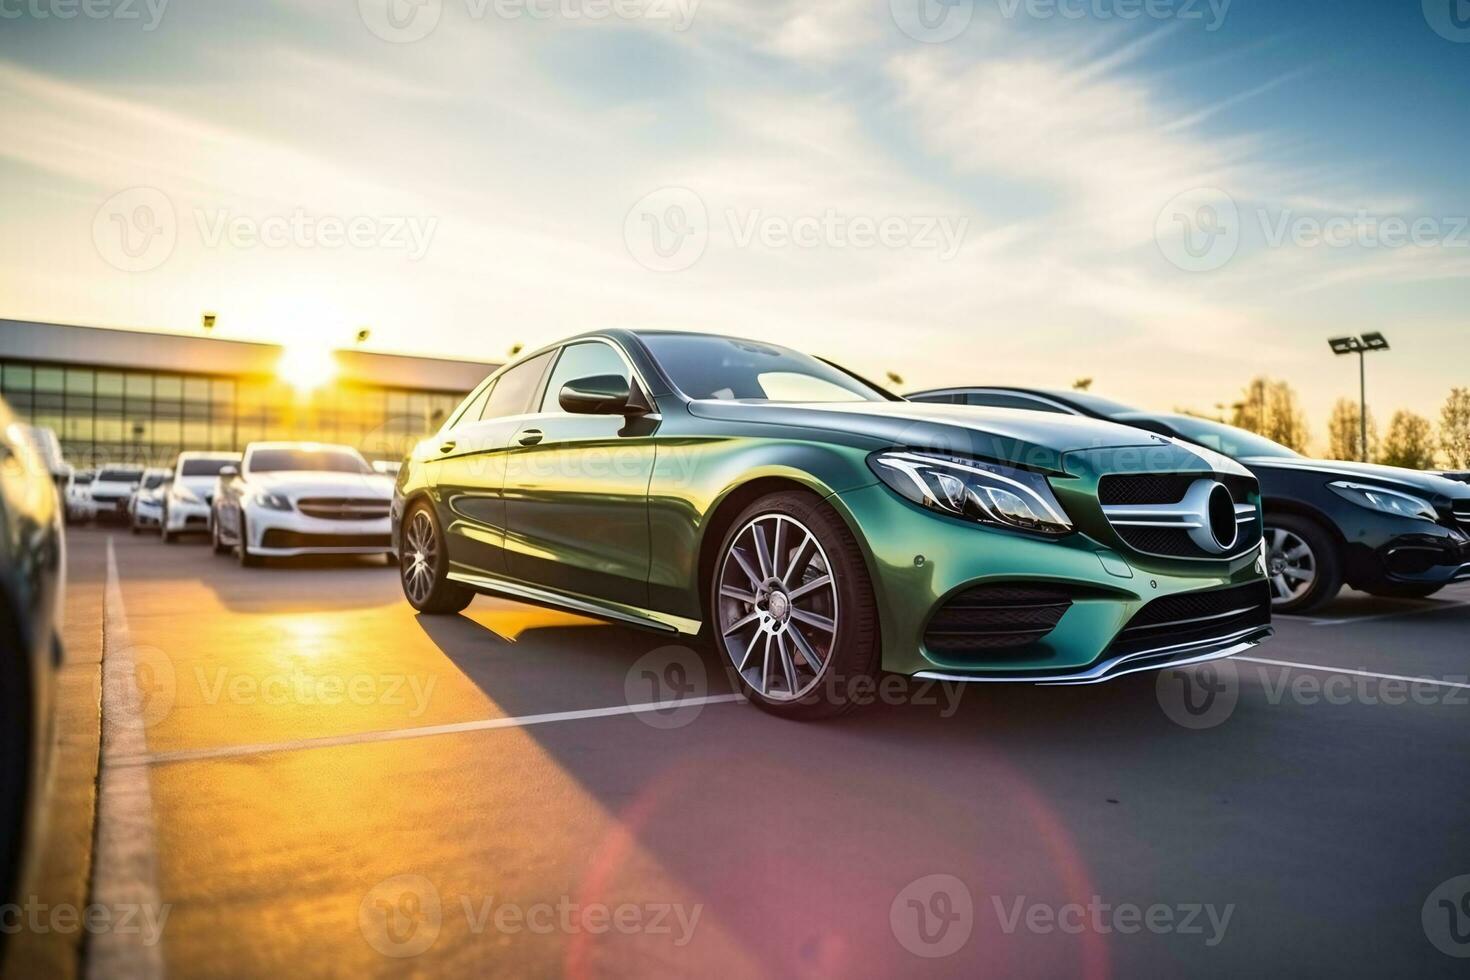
[392,330,1272,719]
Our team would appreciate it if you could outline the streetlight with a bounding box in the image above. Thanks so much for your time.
[1327,332,1390,462]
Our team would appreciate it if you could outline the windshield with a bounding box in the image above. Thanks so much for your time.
[142,473,169,489]
[181,458,238,477]
[247,448,370,474]
[98,468,144,482]
[1157,414,1301,459]
[642,334,888,403]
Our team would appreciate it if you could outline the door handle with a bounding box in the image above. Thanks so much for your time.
[516,429,543,446]
[439,439,457,454]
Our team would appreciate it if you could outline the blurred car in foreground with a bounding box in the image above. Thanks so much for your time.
[908,386,1470,612]
[87,465,144,523]
[0,399,64,942]
[162,451,240,543]
[393,330,1271,719]
[211,442,394,566]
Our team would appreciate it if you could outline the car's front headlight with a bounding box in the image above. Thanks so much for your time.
[1328,481,1437,522]
[250,491,294,512]
[870,451,1073,535]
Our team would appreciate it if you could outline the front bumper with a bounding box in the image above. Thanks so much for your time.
[244,505,393,557]
[830,482,1271,680]
[133,500,164,526]
[164,497,212,532]
[1342,514,1470,589]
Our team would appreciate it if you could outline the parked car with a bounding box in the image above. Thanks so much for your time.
[124,468,170,528]
[130,476,172,533]
[211,443,394,566]
[371,460,402,478]
[393,330,1272,719]
[908,386,1470,612]
[162,451,241,543]
[16,426,66,499]
[0,397,64,934]
[64,469,96,524]
[88,465,145,523]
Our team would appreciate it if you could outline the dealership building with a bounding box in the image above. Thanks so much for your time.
[0,319,500,469]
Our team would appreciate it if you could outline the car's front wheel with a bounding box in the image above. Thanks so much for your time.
[210,511,228,554]
[400,502,473,614]
[237,513,262,568]
[1264,514,1342,613]
[712,492,879,720]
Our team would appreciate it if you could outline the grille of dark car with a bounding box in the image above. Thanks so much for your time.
[924,584,1073,656]
[1099,472,1261,560]
[1107,581,1270,656]
[261,530,391,549]
[295,497,390,521]
[1452,500,1470,526]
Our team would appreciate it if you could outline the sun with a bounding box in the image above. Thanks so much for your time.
[277,345,338,392]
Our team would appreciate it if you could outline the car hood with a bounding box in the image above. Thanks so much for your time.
[175,476,221,495]
[246,471,393,498]
[90,480,135,498]
[1242,456,1470,499]
[687,400,1164,469]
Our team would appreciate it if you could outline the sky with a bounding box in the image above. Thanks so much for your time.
[1,0,1467,450]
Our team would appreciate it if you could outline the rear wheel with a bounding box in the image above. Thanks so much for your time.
[711,492,879,720]
[400,503,473,614]
[1263,514,1342,613]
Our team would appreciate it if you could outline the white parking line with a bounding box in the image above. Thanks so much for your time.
[1237,656,1470,691]
[115,694,749,769]
[1307,599,1470,627]
[87,537,167,980]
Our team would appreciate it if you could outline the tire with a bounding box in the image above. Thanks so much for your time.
[1363,582,1444,600]
[129,520,140,535]
[710,491,879,720]
[1263,513,1342,614]
[161,507,174,543]
[399,502,473,614]
[237,514,262,568]
[210,513,228,554]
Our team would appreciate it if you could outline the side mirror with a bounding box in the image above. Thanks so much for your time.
[219,465,239,478]
[559,375,642,416]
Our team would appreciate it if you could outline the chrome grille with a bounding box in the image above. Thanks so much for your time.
[295,497,390,521]
[1099,473,1261,561]
[1452,500,1470,526]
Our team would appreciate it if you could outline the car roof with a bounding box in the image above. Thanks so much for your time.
[908,385,1140,416]
[178,450,242,460]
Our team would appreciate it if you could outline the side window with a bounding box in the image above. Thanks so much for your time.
[447,380,494,429]
[481,351,554,420]
[538,342,632,414]
[965,393,1068,414]
[910,392,962,404]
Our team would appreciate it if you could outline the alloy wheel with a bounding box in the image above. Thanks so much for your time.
[402,510,438,606]
[716,513,839,701]
[1265,526,1316,605]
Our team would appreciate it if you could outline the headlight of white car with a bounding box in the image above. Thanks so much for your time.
[250,491,294,512]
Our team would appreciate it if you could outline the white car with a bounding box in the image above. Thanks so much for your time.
[210,442,394,566]
[161,451,241,543]
[129,475,172,533]
[125,469,170,529]
[89,465,145,523]
[64,469,96,524]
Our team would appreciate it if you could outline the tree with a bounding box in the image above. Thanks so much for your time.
[1326,398,1378,461]
[1230,377,1309,452]
[1072,377,1093,391]
[1380,410,1436,470]
[1441,387,1470,469]
[886,371,905,386]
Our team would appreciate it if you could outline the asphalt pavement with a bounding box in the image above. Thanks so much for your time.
[16,525,1470,978]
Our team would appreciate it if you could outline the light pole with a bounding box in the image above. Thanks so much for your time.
[1327,332,1389,462]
